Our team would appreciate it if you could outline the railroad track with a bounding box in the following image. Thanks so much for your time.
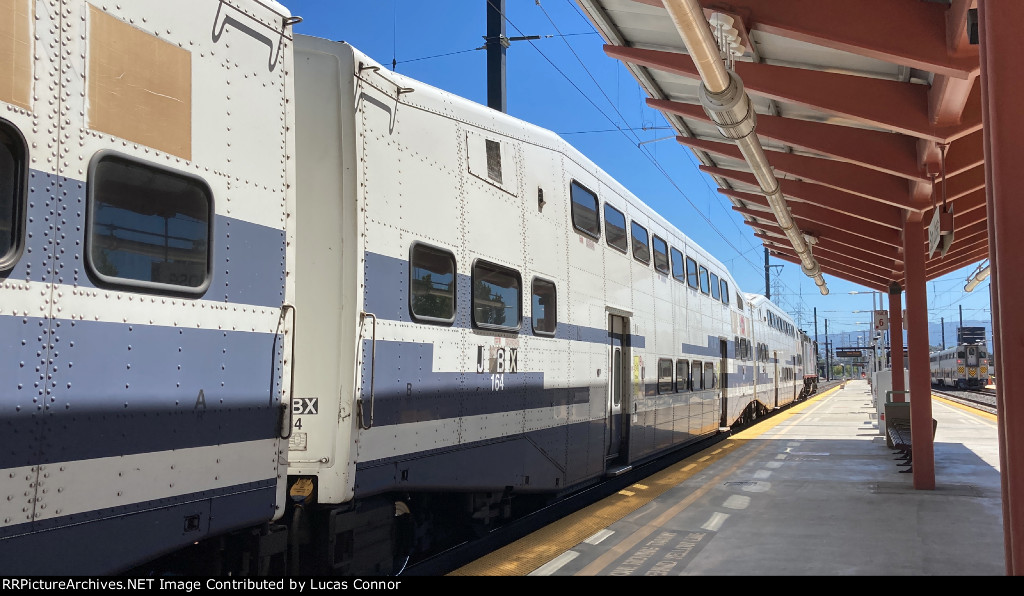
[931,385,997,415]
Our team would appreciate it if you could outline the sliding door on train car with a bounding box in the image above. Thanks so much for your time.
[718,338,728,429]
[773,351,780,409]
[606,314,631,470]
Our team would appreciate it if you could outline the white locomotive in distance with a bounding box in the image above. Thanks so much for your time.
[930,343,993,390]
[0,0,817,575]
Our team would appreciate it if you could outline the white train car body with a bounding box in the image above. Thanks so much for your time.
[930,344,993,389]
[0,0,294,575]
[286,37,810,573]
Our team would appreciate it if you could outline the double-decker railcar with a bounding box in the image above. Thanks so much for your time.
[0,0,813,576]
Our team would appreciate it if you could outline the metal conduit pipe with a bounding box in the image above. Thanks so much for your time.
[661,0,829,295]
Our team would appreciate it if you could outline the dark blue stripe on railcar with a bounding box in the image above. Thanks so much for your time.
[2,169,285,308]
[362,251,642,346]
[0,318,282,468]
[354,416,608,496]
[0,479,276,575]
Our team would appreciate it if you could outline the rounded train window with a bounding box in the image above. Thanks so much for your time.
[0,118,27,271]
[86,151,213,295]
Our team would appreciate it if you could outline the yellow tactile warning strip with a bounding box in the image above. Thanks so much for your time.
[448,383,846,576]
[0,0,32,110]
[87,5,192,160]
[933,393,998,422]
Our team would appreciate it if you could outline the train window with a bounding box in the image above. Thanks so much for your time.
[698,265,710,295]
[709,272,720,300]
[1,118,26,271]
[630,221,650,264]
[603,203,628,253]
[569,180,600,239]
[720,280,730,305]
[657,359,674,394]
[410,243,457,323]
[86,151,212,294]
[652,235,669,274]
[685,256,698,289]
[531,277,557,336]
[676,359,690,391]
[472,260,521,331]
[704,362,715,389]
[736,293,744,311]
[692,360,703,390]
[486,139,503,184]
[670,247,685,283]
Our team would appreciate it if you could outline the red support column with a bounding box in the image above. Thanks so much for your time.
[902,218,935,490]
[980,0,1023,575]
[888,285,905,397]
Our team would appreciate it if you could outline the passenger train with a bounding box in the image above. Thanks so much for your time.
[0,0,817,576]
[930,343,993,390]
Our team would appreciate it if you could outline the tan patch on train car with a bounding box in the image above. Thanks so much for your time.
[87,6,191,160]
[0,0,32,110]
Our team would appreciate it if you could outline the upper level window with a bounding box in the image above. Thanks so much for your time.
[698,265,710,295]
[86,151,212,294]
[472,260,521,331]
[630,221,650,265]
[710,272,721,300]
[736,293,744,311]
[686,256,698,289]
[603,203,628,253]
[531,277,557,336]
[570,180,599,239]
[670,247,685,283]
[410,243,456,324]
[0,118,26,271]
[652,235,669,274]
[720,280,730,305]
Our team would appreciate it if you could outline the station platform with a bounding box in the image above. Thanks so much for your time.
[452,379,1004,576]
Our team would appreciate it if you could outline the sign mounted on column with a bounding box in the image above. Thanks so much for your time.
[874,310,889,331]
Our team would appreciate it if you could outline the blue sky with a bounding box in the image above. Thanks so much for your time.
[285,0,993,346]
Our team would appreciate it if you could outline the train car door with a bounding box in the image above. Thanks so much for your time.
[773,350,780,409]
[607,314,630,469]
[718,338,729,428]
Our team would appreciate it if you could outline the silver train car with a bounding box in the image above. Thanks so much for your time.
[0,0,815,576]
[930,343,993,389]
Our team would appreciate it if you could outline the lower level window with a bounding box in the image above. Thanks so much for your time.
[0,118,26,270]
[86,151,212,294]
[410,243,456,323]
[473,260,521,331]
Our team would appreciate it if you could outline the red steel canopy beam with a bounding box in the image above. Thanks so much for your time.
[769,244,899,285]
[769,250,889,292]
[720,187,901,231]
[633,0,977,79]
[678,136,911,208]
[703,164,917,218]
[732,202,900,248]
[649,98,926,182]
[744,218,902,261]
[605,45,980,142]
[755,231,902,275]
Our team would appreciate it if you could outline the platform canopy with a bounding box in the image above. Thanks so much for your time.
[575,0,984,293]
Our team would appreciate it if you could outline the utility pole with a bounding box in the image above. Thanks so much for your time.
[485,0,507,112]
[824,318,830,381]
[484,0,544,113]
[941,317,945,350]
[764,248,770,299]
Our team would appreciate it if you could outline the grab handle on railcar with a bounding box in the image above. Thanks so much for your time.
[278,303,297,440]
[357,311,377,430]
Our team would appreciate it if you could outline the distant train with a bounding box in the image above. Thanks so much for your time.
[930,343,993,389]
[0,0,816,576]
